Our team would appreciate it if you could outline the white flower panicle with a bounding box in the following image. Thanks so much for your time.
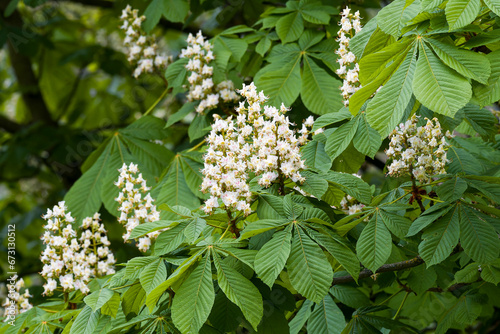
[336,7,362,106]
[79,214,116,278]
[120,5,172,78]
[201,82,315,215]
[386,115,453,183]
[115,163,162,252]
[180,31,239,114]
[2,276,33,321]
[40,202,115,296]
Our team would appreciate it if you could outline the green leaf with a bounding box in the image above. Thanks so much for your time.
[356,213,392,273]
[120,116,170,140]
[165,58,188,90]
[330,285,371,309]
[213,251,263,331]
[299,170,329,198]
[300,5,332,25]
[459,206,500,263]
[312,107,352,131]
[322,171,372,204]
[69,306,99,334]
[461,104,497,140]
[289,300,314,334]
[426,38,490,84]
[484,0,500,16]
[407,265,437,294]
[172,256,215,334]
[64,143,111,220]
[445,0,481,30]
[130,220,177,239]
[379,210,411,239]
[436,177,468,201]
[376,0,420,37]
[100,293,120,318]
[324,117,359,160]
[473,50,500,105]
[256,35,272,57]
[306,227,360,280]
[140,259,167,294]
[481,259,500,284]
[146,250,204,311]
[122,283,146,317]
[84,288,115,312]
[154,221,190,255]
[255,225,293,287]
[301,140,332,172]
[413,41,471,117]
[307,294,345,334]
[256,194,286,219]
[447,147,484,175]
[366,45,417,138]
[301,55,342,115]
[287,225,333,303]
[157,155,200,210]
[166,101,196,127]
[239,219,289,239]
[464,176,500,202]
[162,0,189,23]
[276,11,304,44]
[353,113,382,158]
[143,0,164,32]
[254,56,302,108]
[419,205,460,266]
[455,263,481,283]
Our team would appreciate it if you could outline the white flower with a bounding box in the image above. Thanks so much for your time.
[386,115,452,183]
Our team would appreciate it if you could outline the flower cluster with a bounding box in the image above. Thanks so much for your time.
[336,7,362,106]
[120,5,171,78]
[2,276,32,322]
[180,31,239,114]
[201,82,318,215]
[40,202,115,296]
[80,214,116,277]
[115,163,162,252]
[386,115,453,183]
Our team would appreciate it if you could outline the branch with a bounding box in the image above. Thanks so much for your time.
[1,3,56,127]
[333,246,463,286]
[0,114,22,133]
[332,256,424,285]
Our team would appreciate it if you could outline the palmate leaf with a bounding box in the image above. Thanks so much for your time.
[307,294,345,334]
[212,250,263,331]
[356,213,392,273]
[322,171,372,204]
[426,38,490,84]
[413,41,471,117]
[366,44,417,138]
[419,205,460,266]
[289,300,314,334]
[459,206,500,263]
[445,0,481,30]
[436,177,468,201]
[286,225,333,303]
[255,225,293,288]
[239,219,289,239]
[172,255,214,334]
[300,55,342,115]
